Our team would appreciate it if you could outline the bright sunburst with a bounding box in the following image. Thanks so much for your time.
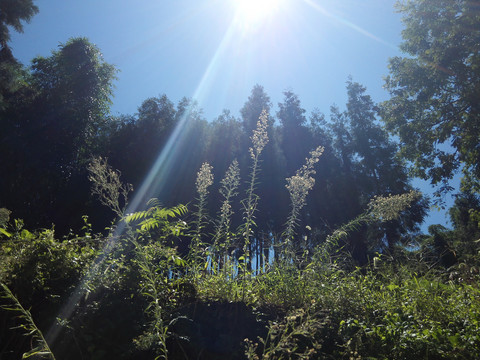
[232,0,286,32]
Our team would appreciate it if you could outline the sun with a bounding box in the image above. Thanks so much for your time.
[232,0,286,32]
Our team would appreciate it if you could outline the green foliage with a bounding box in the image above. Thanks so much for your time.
[245,307,325,360]
[0,188,478,360]
[2,6,478,357]
[416,189,480,268]
[133,242,183,359]
[0,219,101,359]
[126,201,188,235]
[333,268,480,359]
[382,0,480,192]
[0,0,38,46]
[0,0,38,109]
[0,221,98,302]
[0,208,12,236]
[241,262,480,360]
[0,36,117,233]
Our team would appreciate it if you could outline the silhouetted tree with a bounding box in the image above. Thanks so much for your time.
[0,0,38,109]
[0,37,116,231]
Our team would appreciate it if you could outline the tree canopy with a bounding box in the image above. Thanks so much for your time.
[382,0,480,194]
[0,0,38,109]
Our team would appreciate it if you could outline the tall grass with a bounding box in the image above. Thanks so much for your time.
[2,112,474,360]
[1,282,56,360]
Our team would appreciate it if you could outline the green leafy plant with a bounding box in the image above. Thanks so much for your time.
[133,243,184,360]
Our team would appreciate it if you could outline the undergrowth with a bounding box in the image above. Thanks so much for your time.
[0,111,479,359]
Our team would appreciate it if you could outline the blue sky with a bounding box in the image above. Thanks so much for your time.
[9,0,455,230]
[11,0,404,118]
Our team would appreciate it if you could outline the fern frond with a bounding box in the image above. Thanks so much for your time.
[140,218,161,232]
[172,204,188,216]
[125,210,149,223]
[146,198,163,208]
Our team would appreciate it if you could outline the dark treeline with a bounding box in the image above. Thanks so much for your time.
[1,0,480,272]
[1,32,430,264]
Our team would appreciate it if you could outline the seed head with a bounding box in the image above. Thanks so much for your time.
[196,162,214,196]
[368,190,420,221]
[249,109,269,159]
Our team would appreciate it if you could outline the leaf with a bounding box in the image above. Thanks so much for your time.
[170,255,185,267]
[448,334,461,348]
[125,210,148,223]
[23,347,51,358]
[387,284,399,291]
[0,228,11,237]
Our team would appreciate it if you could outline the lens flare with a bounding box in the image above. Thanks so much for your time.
[232,0,286,33]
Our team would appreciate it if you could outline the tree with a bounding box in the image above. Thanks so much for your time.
[381,0,480,195]
[137,95,176,133]
[103,95,177,191]
[135,95,177,173]
[240,84,272,135]
[0,0,38,47]
[277,90,307,130]
[0,37,117,231]
[277,90,312,175]
[29,37,117,170]
[347,80,408,196]
[0,0,38,108]
[448,190,480,262]
[317,81,428,261]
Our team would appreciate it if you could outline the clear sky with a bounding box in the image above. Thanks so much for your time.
[10,0,404,118]
[9,0,455,230]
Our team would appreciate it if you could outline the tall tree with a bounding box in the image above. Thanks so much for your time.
[448,189,480,262]
[29,37,117,170]
[0,0,38,47]
[349,80,427,255]
[329,105,354,177]
[0,0,38,108]
[381,0,480,195]
[317,82,428,260]
[240,84,272,135]
[277,90,311,175]
[104,95,177,190]
[347,80,409,196]
[277,90,307,130]
[137,95,176,133]
[0,37,116,230]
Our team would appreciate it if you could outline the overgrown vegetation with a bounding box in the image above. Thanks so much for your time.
[1,0,480,359]
[2,112,479,359]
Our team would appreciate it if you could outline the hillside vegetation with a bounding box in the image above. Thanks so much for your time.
[1,0,479,358]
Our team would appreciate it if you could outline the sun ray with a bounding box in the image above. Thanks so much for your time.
[302,0,397,50]
[44,18,239,347]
